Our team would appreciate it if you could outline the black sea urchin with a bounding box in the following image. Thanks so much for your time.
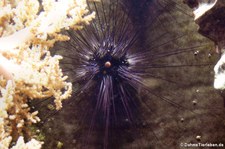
[54,0,192,147]
[38,0,225,149]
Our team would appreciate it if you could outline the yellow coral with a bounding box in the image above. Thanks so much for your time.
[0,0,95,148]
[11,136,43,149]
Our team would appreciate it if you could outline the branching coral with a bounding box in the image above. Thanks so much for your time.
[0,0,95,148]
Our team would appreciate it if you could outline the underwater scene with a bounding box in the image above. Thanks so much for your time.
[0,0,225,149]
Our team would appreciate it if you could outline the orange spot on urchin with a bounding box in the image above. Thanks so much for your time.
[104,61,111,68]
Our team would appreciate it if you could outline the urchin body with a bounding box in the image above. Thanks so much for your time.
[76,33,142,123]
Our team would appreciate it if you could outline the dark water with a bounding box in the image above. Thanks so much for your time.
[35,0,225,149]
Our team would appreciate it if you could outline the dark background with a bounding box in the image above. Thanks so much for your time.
[35,0,225,149]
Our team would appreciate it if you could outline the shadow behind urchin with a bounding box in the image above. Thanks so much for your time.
[35,0,225,149]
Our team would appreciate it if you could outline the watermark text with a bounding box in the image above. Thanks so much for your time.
[180,142,224,148]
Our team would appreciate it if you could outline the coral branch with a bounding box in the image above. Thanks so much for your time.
[0,0,95,148]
